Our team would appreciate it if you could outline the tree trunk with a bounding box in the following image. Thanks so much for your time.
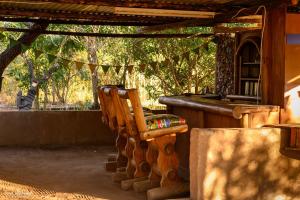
[87,37,99,109]
[51,80,56,104]
[0,23,48,77]
[43,87,48,110]
[121,66,127,86]
[215,34,235,97]
[34,86,40,110]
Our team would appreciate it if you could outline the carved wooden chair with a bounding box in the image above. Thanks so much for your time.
[98,86,127,170]
[117,88,188,190]
[108,87,151,181]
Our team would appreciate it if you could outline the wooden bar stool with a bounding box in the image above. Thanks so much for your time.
[117,88,188,196]
[107,87,151,188]
[98,86,127,172]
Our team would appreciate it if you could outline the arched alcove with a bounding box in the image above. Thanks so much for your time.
[235,37,261,97]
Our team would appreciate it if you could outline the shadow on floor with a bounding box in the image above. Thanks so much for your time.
[0,146,146,200]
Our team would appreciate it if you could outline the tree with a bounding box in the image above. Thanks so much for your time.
[0,23,48,77]
[132,33,216,100]
[86,36,100,109]
[7,27,85,109]
[2,24,217,108]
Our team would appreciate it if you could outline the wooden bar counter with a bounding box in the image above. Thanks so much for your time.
[158,94,280,180]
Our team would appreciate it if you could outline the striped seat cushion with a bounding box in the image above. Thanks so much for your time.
[145,114,186,131]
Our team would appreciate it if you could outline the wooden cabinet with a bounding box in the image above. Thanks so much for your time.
[235,31,261,98]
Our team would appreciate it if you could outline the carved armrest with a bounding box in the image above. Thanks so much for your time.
[140,124,188,140]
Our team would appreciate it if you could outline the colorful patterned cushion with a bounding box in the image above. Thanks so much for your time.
[145,114,186,131]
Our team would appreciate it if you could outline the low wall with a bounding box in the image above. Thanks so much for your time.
[190,128,300,200]
[0,111,115,147]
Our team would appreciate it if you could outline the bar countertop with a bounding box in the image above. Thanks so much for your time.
[159,95,280,119]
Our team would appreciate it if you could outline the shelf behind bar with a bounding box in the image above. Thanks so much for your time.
[242,62,260,65]
[241,78,259,81]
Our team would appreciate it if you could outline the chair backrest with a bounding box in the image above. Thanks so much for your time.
[98,86,118,131]
[98,86,109,124]
[117,88,148,135]
[103,87,129,133]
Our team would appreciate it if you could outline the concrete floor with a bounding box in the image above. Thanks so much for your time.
[0,146,146,200]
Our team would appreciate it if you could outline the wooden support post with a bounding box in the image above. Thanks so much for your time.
[261,3,287,106]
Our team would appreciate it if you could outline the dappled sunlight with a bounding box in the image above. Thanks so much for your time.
[283,85,300,123]
[287,75,300,84]
[198,129,300,200]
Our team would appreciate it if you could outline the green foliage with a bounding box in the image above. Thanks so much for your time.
[132,31,216,99]
[4,25,89,107]
[7,63,30,90]
[1,23,217,108]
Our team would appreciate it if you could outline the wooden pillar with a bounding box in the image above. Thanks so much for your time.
[261,3,287,107]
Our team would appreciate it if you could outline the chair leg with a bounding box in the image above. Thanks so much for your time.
[130,143,160,192]
[125,136,135,178]
[146,142,161,183]
[116,134,128,168]
[152,134,180,187]
[133,138,150,177]
[120,136,150,190]
[126,136,150,178]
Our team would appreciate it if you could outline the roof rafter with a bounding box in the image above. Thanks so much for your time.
[0,27,214,38]
[11,0,232,12]
[140,1,281,33]
[0,17,166,26]
[0,0,286,28]
[0,8,185,24]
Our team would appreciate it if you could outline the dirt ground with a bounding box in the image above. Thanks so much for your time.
[0,146,146,200]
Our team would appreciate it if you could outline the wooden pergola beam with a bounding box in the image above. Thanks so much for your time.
[0,8,182,25]
[14,0,230,12]
[214,26,261,34]
[0,17,164,26]
[140,0,286,33]
[0,14,260,28]
[0,27,213,38]
[140,13,261,33]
